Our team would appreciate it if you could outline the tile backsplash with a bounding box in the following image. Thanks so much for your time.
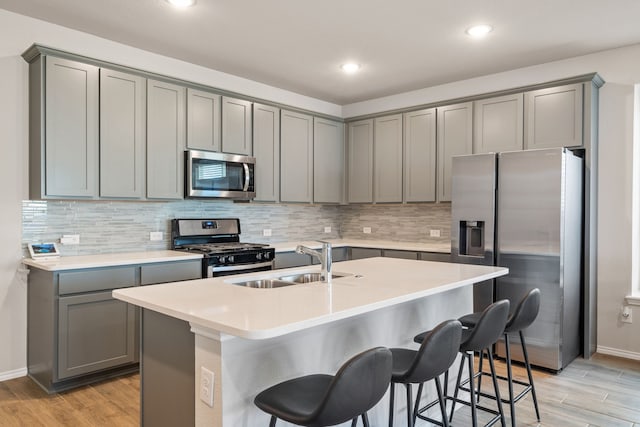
[22,200,451,255]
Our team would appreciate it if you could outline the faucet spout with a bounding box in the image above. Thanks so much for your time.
[295,241,332,282]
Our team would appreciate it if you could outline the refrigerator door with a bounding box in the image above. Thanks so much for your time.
[451,153,497,311]
[496,148,582,371]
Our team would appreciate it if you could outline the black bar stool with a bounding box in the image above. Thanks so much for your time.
[459,288,541,427]
[388,319,462,427]
[254,347,392,427]
[415,299,510,427]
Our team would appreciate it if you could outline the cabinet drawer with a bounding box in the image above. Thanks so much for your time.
[383,250,418,260]
[141,260,202,285]
[419,252,452,262]
[58,266,136,295]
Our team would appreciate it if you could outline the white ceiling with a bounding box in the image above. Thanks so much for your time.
[1,0,640,105]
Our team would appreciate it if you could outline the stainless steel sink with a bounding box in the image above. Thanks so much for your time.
[277,272,348,283]
[233,279,296,288]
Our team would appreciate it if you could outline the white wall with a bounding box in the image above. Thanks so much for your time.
[2,7,640,379]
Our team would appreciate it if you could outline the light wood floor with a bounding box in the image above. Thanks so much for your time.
[0,353,638,426]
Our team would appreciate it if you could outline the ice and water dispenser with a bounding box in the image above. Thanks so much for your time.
[459,220,485,257]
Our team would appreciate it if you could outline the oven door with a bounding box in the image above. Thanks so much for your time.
[187,150,255,200]
[208,261,273,278]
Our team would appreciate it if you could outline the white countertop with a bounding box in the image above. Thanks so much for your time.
[113,257,507,340]
[22,250,203,271]
[271,239,451,254]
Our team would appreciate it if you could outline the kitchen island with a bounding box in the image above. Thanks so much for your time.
[113,257,508,427]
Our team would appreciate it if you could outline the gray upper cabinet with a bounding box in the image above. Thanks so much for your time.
[347,119,374,203]
[186,88,221,152]
[36,57,99,198]
[403,108,436,202]
[99,69,146,199]
[280,110,313,203]
[524,83,583,149]
[222,96,252,155]
[437,102,473,202]
[374,114,403,203]
[473,93,523,153]
[253,103,280,202]
[146,79,186,200]
[314,117,345,204]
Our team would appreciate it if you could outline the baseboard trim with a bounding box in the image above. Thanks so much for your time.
[0,367,28,382]
[597,346,640,361]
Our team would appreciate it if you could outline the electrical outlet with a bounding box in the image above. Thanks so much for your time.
[324,226,332,233]
[149,231,163,241]
[621,306,633,324]
[60,234,80,245]
[430,229,441,238]
[263,229,272,237]
[363,227,372,234]
[200,367,215,407]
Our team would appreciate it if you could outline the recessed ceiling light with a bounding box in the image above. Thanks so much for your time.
[466,24,493,38]
[166,0,196,8]
[341,63,361,74]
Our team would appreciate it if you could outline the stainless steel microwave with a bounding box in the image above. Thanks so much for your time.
[186,150,255,200]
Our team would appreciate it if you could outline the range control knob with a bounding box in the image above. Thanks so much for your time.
[264,252,271,260]
[256,252,263,260]
[218,256,226,264]
[228,255,235,263]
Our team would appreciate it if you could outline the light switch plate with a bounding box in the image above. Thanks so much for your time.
[430,229,441,238]
[200,367,215,407]
[263,229,272,237]
[60,234,80,245]
[324,226,332,233]
[363,227,372,234]
[150,231,163,241]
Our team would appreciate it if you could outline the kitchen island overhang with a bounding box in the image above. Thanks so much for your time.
[113,257,508,426]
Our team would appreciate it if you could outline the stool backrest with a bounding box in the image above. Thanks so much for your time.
[403,319,462,383]
[310,346,392,426]
[461,299,510,352]
[506,288,541,333]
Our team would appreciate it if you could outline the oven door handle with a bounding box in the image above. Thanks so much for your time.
[210,261,273,274]
[242,163,250,192]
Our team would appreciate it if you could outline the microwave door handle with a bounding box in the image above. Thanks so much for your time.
[243,163,250,192]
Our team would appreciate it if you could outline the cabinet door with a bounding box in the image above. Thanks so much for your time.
[383,250,418,260]
[187,88,221,152]
[437,102,473,202]
[222,96,252,155]
[146,79,185,199]
[473,93,523,153]
[347,119,374,203]
[314,117,345,204]
[349,247,382,259]
[100,69,146,198]
[524,83,583,149]
[374,114,403,203]
[274,252,313,269]
[253,103,280,202]
[58,291,137,380]
[280,110,313,203]
[404,108,436,202]
[45,57,99,198]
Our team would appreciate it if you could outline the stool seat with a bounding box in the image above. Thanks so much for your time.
[390,348,417,378]
[254,346,392,427]
[415,327,473,348]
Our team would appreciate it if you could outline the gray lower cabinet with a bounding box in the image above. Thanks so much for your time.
[525,83,583,149]
[28,56,99,199]
[280,110,313,203]
[349,247,382,260]
[314,117,345,204]
[404,108,437,202]
[146,79,186,199]
[473,93,524,154]
[253,103,281,202]
[383,250,417,260]
[27,259,201,393]
[436,102,473,202]
[186,88,221,152]
[222,96,253,155]
[374,114,403,203]
[275,251,314,269]
[347,119,374,203]
[419,252,452,262]
[99,68,146,198]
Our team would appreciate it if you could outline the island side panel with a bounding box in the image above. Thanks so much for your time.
[205,286,471,427]
[141,309,195,427]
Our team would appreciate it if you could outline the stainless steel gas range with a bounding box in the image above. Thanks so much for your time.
[171,218,274,278]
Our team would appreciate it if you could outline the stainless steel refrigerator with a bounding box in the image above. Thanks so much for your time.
[451,148,583,371]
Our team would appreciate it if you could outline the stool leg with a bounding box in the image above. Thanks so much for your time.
[487,350,506,427]
[388,382,395,427]
[413,383,424,426]
[504,334,516,427]
[520,331,541,421]
[434,376,449,427]
[467,352,478,427]
[405,383,414,427]
[269,415,277,427]
[476,349,484,402]
[351,417,357,427]
[362,412,370,427]
[449,352,466,422]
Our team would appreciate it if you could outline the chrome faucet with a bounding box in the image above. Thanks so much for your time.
[296,241,332,282]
